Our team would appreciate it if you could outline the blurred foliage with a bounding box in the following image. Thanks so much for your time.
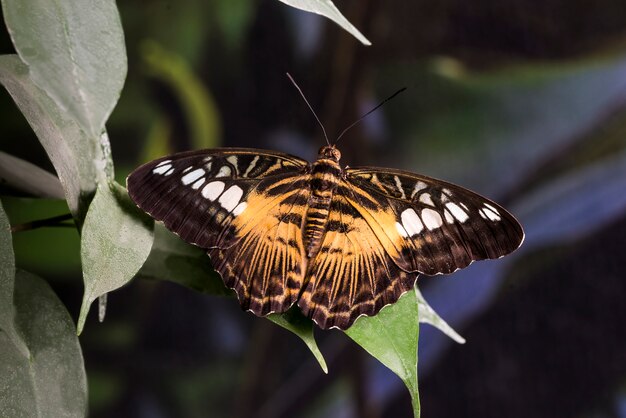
[1,0,626,417]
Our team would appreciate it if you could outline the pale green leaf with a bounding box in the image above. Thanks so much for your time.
[0,199,27,357]
[0,269,87,417]
[78,182,154,334]
[0,151,64,199]
[2,0,127,137]
[268,307,328,374]
[278,0,371,46]
[0,55,112,221]
[416,286,465,344]
[346,289,420,417]
[138,223,231,296]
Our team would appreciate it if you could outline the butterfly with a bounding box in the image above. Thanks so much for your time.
[126,144,524,330]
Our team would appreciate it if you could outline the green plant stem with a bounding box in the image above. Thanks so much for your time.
[11,213,74,233]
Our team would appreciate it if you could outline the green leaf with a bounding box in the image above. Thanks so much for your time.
[0,151,64,199]
[138,223,231,296]
[346,289,420,417]
[267,307,328,374]
[1,0,127,138]
[277,0,371,46]
[0,199,27,357]
[0,270,88,417]
[78,182,154,334]
[0,55,112,221]
[141,41,221,150]
[416,286,465,344]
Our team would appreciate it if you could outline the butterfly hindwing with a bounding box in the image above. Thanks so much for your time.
[345,167,524,275]
[298,191,417,329]
[208,176,311,315]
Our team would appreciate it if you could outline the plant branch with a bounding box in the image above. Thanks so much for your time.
[11,213,75,233]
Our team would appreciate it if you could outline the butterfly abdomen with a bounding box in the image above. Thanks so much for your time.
[304,158,342,258]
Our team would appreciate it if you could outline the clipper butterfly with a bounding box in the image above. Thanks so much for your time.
[127,145,524,329]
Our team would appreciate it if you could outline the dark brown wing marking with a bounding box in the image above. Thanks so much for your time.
[298,191,417,329]
[346,167,524,275]
[127,148,312,316]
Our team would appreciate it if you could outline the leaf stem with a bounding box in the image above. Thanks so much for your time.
[11,213,74,232]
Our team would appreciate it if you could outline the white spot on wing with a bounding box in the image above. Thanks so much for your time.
[232,202,247,216]
[445,202,469,223]
[482,205,501,222]
[219,185,244,212]
[182,166,193,174]
[411,181,428,198]
[421,208,443,230]
[152,164,172,175]
[201,181,225,201]
[395,222,409,238]
[444,210,454,224]
[419,193,435,206]
[155,159,171,167]
[164,167,175,176]
[226,156,238,168]
[484,203,500,215]
[215,166,232,178]
[401,208,424,236]
[191,178,205,190]
[394,176,406,199]
[205,161,212,171]
[181,168,205,185]
[243,155,259,177]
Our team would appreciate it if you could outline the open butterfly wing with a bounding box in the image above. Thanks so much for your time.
[127,148,311,314]
[208,178,311,315]
[298,192,418,329]
[345,167,525,275]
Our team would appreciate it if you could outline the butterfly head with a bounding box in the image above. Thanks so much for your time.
[318,145,341,161]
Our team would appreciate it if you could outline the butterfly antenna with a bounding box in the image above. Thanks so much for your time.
[334,87,407,145]
[286,73,331,147]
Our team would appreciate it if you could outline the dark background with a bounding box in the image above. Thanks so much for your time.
[1,0,626,417]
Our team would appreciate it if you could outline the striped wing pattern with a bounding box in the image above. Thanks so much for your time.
[128,147,524,330]
[345,167,524,275]
[298,191,417,329]
[127,148,312,315]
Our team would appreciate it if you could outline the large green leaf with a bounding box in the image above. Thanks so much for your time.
[78,182,154,334]
[346,289,420,417]
[0,151,64,199]
[277,0,371,46]
[0,270,88,418]
[1,0,127,138]
[0,55,112,221]
[0,202,87,417]
[0,200,26,356]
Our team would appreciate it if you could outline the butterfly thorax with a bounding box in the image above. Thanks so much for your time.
[304,148,343,258]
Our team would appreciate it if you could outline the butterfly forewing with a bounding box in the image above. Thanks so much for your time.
[345,167,524,275]
[127,148,313,317]
[127,148,309,249]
